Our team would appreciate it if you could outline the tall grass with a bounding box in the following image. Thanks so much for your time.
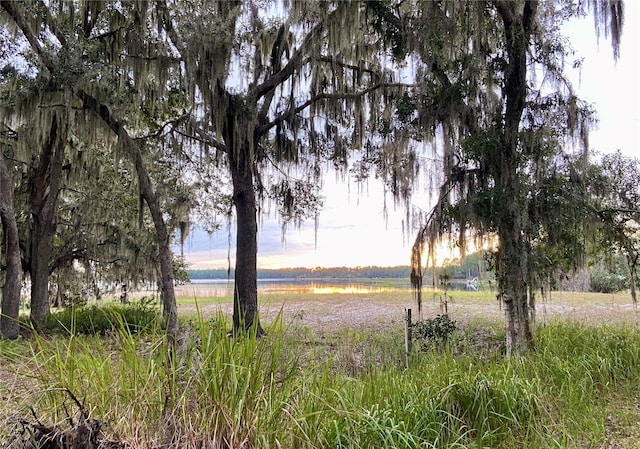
[3,314,640,448]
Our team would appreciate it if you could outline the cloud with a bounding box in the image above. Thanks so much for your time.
[178,178,411,269]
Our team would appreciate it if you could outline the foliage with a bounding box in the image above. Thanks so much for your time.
[4,319,640,448]
[161,0,413,331]
[43,300,160,336]
[590,151,640,303]
[411,314,457,347]
[0,1,199,330]
[590,269,628,293]
[366,0,625,355]
[0,0,631,349]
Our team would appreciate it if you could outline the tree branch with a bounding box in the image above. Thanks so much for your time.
[258,82,414,135]
[253,2,352,100]
[599,207,640,216]
[155,0,186,55]
[1,1,56,73]
[522,0,539,36]
[257,24,290,129]
[37,0,67,48]
[168,116,228,152]
[314,56,382,80]
[493,0,514,26]
[132,113,190,141]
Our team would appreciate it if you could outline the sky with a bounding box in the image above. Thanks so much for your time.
[181,4,640,270]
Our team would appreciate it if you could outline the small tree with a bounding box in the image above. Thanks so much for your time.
[591,151,640,304]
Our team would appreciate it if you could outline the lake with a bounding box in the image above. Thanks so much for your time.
[176,278,413,297]
[175,278,484,297]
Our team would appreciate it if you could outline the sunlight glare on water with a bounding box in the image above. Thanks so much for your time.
[175,279,411,297]
[309,284,394,294]
[246,281,406,295]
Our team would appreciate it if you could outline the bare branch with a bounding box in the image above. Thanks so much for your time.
[314,56,382,80]
[132,113,190,141]
[89,26,127,42]
[126,54,181,63]
[173,117,228,152]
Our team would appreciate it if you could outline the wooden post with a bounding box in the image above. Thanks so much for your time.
[404,308,412,368]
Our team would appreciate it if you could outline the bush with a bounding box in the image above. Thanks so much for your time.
[590,269,628,293]
[411,314,457,347]
[45,299,160,335]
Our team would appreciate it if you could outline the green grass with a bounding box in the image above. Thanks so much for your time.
[1,305,640,448]
[175,295,231,306]
[42,301,161,335]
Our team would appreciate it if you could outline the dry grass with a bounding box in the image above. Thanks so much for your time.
[178,289,639,333]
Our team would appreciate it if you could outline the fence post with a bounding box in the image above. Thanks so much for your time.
[404,308,412,368]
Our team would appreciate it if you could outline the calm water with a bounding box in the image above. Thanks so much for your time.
[176,278,413,297]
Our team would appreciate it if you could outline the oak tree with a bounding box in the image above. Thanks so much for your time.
[0,1,191,336]
[367,0,623,356]
[158,0,409,333]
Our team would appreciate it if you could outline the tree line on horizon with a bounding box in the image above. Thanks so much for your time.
[186,250,491,281]
[188,265,413,280]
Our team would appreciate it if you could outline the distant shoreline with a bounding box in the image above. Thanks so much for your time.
[188,277,412,283]
[187,266,413,281]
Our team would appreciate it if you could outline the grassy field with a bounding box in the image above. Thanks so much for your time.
[1,290,639,448]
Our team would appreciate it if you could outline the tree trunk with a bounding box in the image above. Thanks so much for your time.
[134,149,179,338]
[29,115,66,326]
[77,89,179,339]
[222,94,263,335]
[628,256,637,307]
[497,214,533,356]
[0,152,22,339]
[494,0,538,356]
[229,144,263,334]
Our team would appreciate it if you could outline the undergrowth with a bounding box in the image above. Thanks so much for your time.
[2,314,640,448]
[42,299,160,335]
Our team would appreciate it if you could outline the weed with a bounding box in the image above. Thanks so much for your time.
[412,314,457,347]
[3,317,640,448]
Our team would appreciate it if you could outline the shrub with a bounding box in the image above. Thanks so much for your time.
[411,314,457,347]
[590,269,628,293]
[45,300,160,335]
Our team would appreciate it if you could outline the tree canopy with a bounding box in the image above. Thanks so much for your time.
[0,0,195,336]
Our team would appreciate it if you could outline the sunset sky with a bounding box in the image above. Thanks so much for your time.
[181,5,640,270]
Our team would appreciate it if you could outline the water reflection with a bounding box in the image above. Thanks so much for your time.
[176,278,411,297]
[265,282,402,295]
